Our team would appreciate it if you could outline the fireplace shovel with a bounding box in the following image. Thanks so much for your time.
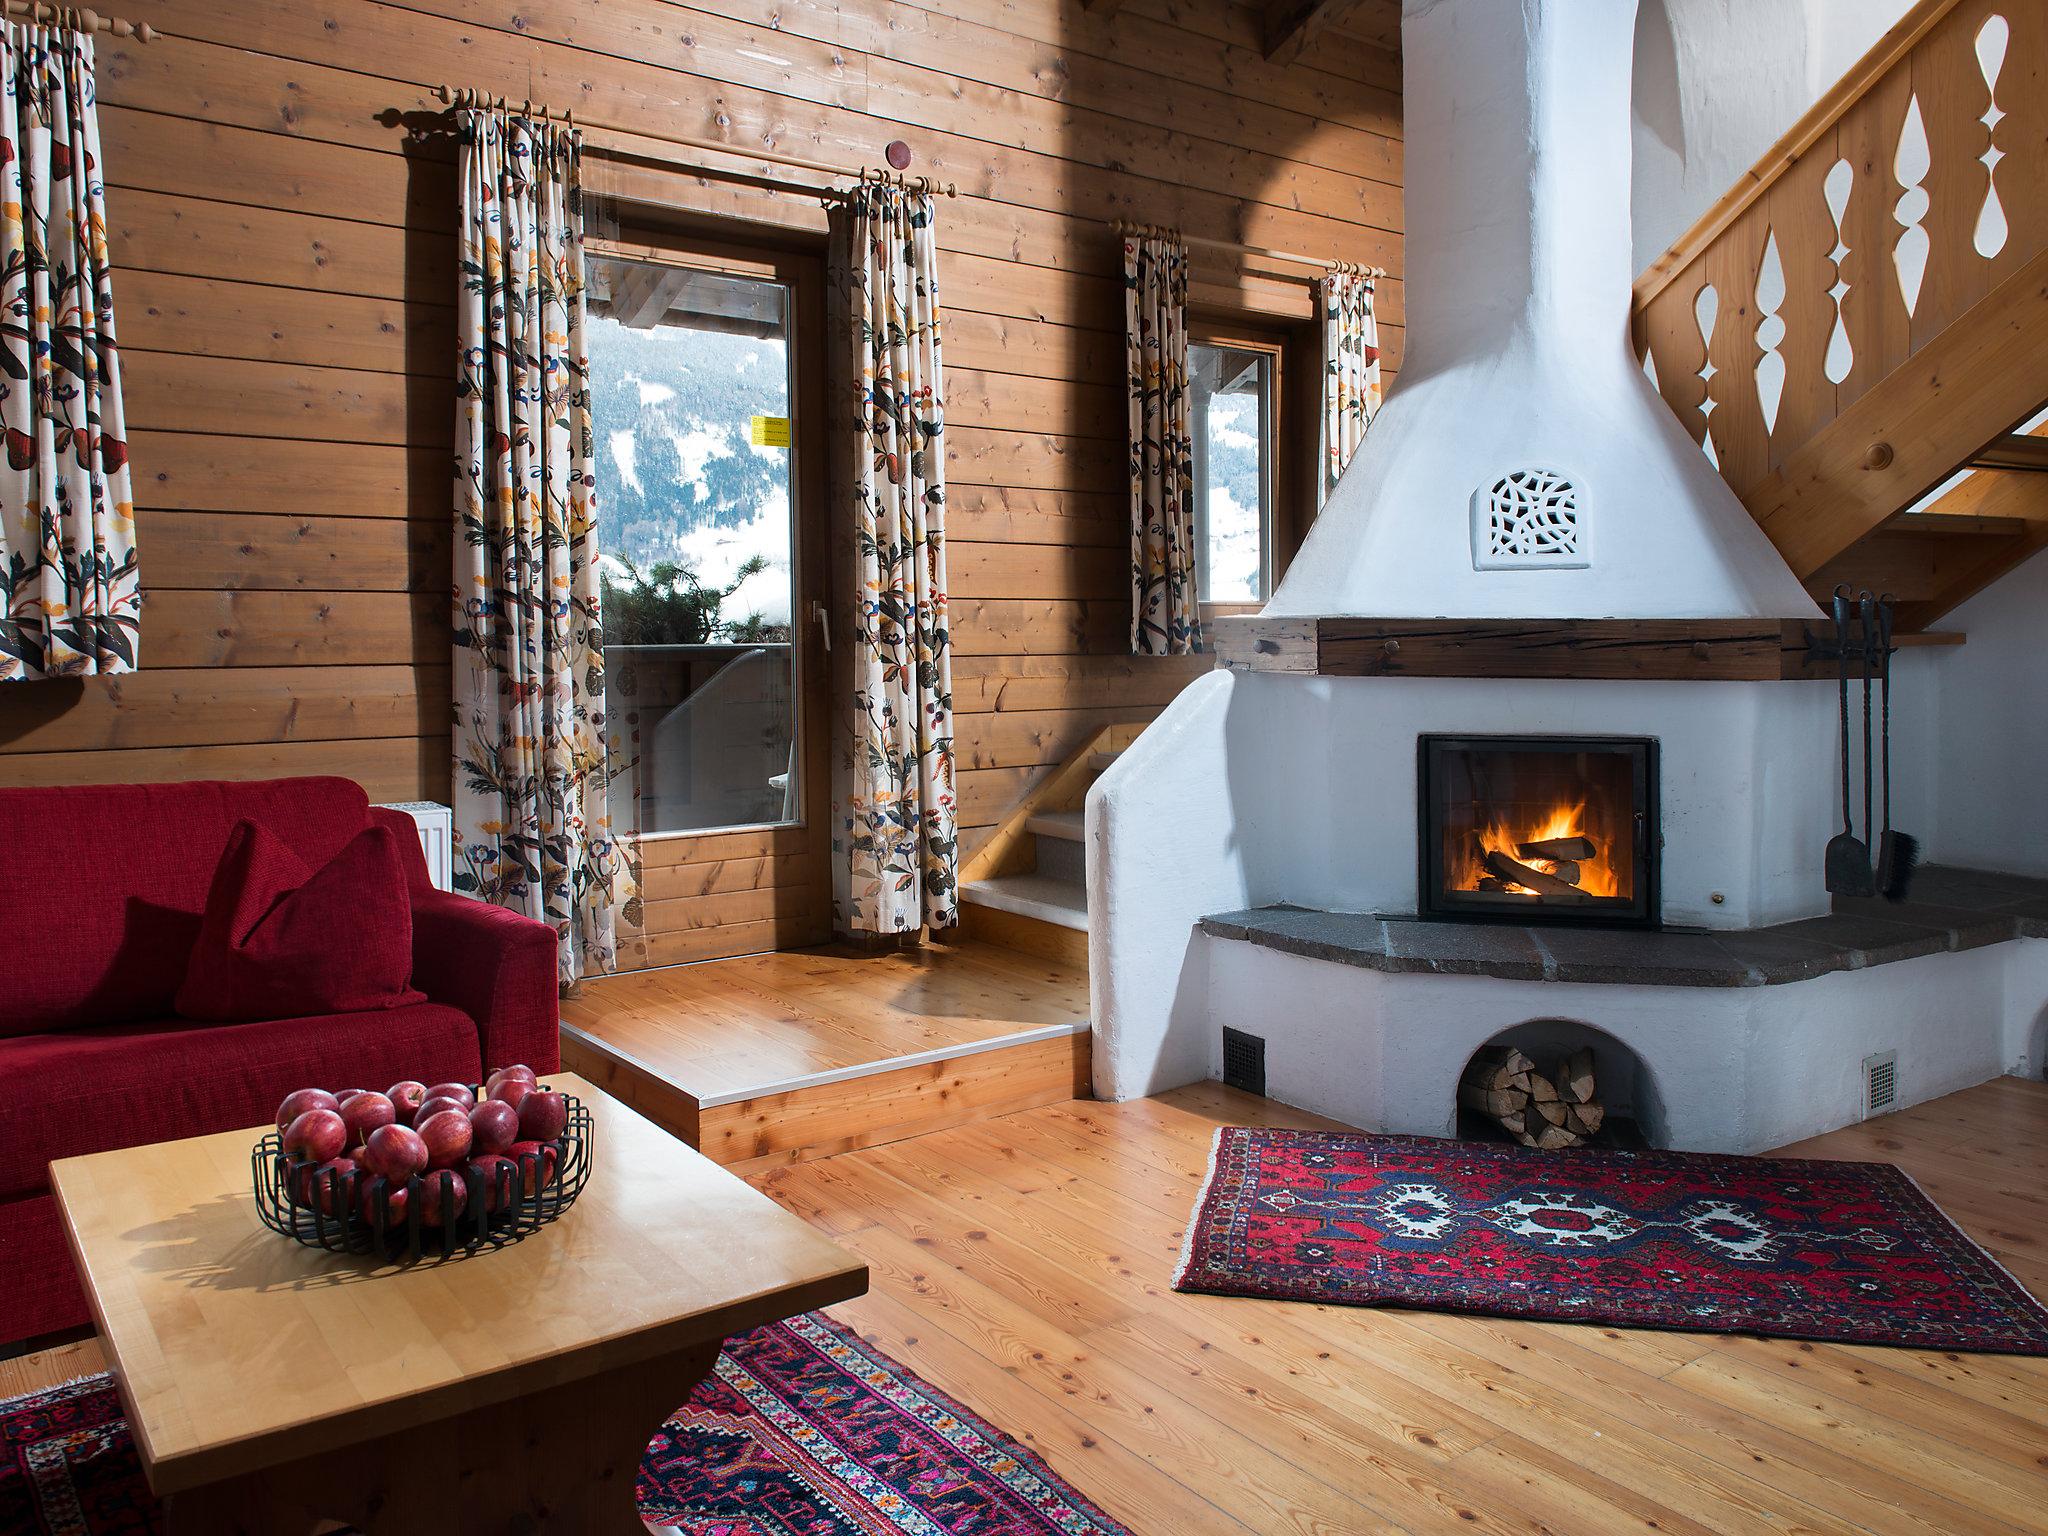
[1873,595,1920,900]
[1825,586,1875,897]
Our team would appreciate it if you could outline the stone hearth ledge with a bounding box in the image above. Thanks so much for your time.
[1199,865,2048,989]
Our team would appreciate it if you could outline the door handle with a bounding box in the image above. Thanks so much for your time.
[810,600,832,652]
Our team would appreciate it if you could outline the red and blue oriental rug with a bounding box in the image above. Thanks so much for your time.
[1173,1126,2048,1355]
[0,1314,1133,1536]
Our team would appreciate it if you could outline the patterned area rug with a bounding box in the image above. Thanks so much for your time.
[1174,1126,2048,1354]
[0,1314,1131,1536]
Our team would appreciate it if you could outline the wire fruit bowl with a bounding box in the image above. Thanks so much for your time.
[253,1092,592,1261]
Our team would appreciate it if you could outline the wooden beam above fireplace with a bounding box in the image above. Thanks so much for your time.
[1208,616,1966,681]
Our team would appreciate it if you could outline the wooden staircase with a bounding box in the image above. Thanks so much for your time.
[948,721,1147,969]
[1632,0,2048,631]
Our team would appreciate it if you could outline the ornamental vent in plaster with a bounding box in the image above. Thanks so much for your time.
[1471,467,1586,570]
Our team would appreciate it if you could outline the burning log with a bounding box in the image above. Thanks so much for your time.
[1482,849,1593,902]
[1518,835,1597,862]
[1457,1046,1604,1148]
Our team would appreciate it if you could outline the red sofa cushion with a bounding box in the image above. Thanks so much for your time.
[175,820,424,1022]
[0,778,376,1034]
[0,1003,483,1202]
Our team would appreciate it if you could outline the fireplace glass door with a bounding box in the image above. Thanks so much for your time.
[1418,736,1658,928]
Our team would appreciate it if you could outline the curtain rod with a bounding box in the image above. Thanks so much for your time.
[1116,220,1385,279]
[4,1,156,40]
[431,87,1381,279]
[434,84,958,199]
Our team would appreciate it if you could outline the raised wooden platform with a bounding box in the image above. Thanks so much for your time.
[559,943,1091,1171]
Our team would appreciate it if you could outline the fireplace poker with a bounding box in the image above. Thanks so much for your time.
[1824,586,1874,896]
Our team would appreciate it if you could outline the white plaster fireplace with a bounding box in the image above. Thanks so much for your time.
[1085,0,2048,1152]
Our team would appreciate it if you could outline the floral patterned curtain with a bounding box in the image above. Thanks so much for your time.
[831,183,958,934]
[1318,268,1383,502]
[451,108,626,985]
[1125,234,1199,656]
[0,24,137,683]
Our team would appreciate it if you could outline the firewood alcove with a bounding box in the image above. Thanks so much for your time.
[1454,1023,1659,1149]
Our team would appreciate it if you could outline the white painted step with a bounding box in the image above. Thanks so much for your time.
[961,872,1089,931]
[1025,809,1085,842]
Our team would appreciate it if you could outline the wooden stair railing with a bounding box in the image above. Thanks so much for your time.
[1632,0,2048,622]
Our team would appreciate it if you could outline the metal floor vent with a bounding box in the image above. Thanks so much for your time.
[1863,1050,1898,1118]
[1222,1027,1267,1097]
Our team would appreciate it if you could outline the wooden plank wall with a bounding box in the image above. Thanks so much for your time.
[0,0,1404,868]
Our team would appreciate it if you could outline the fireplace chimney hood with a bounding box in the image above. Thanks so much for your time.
[1264,0,1819,623]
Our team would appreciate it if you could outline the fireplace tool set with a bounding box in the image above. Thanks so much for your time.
[1821,586,1918,901]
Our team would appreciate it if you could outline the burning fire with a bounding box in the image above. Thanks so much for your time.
[1450,799,1623,900]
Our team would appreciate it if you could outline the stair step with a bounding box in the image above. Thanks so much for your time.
[1969,433,2048,472]
[1034,827,1086,886]
[1025,809,1085,842]
[961,872,1088,931]
[1087,750,1124,773]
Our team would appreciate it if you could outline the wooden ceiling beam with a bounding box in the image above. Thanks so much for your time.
[1262,0,1363,66]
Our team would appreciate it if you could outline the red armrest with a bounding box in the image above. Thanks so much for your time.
[407,892,561,1076]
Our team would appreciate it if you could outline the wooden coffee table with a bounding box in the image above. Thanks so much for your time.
[50,1072,866,1534]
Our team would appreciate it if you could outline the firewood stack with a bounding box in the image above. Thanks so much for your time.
[1457,1044,1604,1148]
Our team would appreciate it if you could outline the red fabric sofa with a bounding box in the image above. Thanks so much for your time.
[0,777,560,1345]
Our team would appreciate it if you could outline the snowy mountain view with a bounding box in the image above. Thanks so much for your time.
[1203,386,1265,602]
[587,311,794,639]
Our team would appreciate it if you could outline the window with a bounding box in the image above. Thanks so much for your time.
[586,256,803,837]
[1190,336,1279,606]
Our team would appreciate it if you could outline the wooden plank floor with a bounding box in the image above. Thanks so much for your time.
[745,1077,2048,1536]
[11,1078,2047,1533]
[560,942,1089,1101]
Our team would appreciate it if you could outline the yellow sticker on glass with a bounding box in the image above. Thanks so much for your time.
[749,415,792,448]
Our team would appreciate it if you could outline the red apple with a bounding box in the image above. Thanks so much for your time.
[424,1082,477,1112]
[274,1087,340,1134]
[508,1139,561,1197]
[516,1090,568,1144]
[358,1178,409,1228]
[468,1100,518,1154]
[287,1157,353,1212]
[360,1122,428,1182]
[415,1095,469,1128]
[340,1091,397,1149]
[486,1078,533,1115]
[486,1064,538,1091]
[416,1168,469,1227]
[283,1108,347,1165]
[333,1088,369,1107]
[386,1081,428,1124]
[467,1154,517,1213]
[317,1159,362,1219]
[416,1108,473,1171]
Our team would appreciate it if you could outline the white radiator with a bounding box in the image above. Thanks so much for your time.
[378,801,454,892]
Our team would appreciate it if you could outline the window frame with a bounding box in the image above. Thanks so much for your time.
[583,230,831,861]
[1186,318,1295,616]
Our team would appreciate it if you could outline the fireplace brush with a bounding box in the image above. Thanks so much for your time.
[1873,595,1919,901]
